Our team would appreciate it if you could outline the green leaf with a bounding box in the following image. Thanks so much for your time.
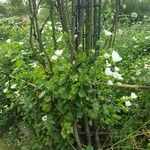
[78,88,86,98]
[39,91,46,99]
[86,145,94,150]
[42,103,51,112]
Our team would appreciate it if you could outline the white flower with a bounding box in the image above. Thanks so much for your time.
[56,26,63,31]
[51,55,58,61]
[122,4,126,9]
[56,37,62,42]
[122,96,128,99]
[118,29,123,35]
[14,91,20,97]
[117,82,122,86]
[132,36,137,41]
[4,81,9,86]
[106,61,111,67]
[4,105,8,108]
[30,62,37,68]
[91,49,95,53]
[104,53,111,59]
[131,92,137,99]
[104,30,112,36]
[3,88,8,93]
[0,0,7,3]
[105,67,112,76]
[42,115,47,121]
[54,49,63,56]
[144,64,150,70]
[78,44,83,49]
[125,101,132,107]
[47,21,52,25]
[135,70,141,76]
[19,42,23,45]
[114,67,120,71]
[74,34,78,39]
[49,26,52,30]
[131,12,138,18]
[145,36,150,40]
[6,39,11,43]
[107,80,113,85]
[112,50,122,62]
[10,84,17,89]
[112,72,123,80]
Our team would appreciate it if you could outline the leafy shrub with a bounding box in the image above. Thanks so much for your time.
[0,12,150,150]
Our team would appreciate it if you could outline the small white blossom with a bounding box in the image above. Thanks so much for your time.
[54,49,63,56]
[51,55,58,61]
[49,26,52,30]
[56,37,62,42]
[135,70,141,76]
[104,53,111,59]
[125,101,132,107]
[112,50,122,62]
[122,4,126,9]
[131,12,138,18]
[117,82,122,86]
[118,29,123,35]
[6,39,11,43]
[74,34,78,39]
[106,61,111,67]
[42,115,47,121]
[4,81,9,86]
[47,21,52,25]
[114,67,120,72]
[3,88,8,93]
[132,36,137,41]
[144,64,150,70]
[42,30,45,34]
[145,36,150,40]
[91,49,95,53]
[30,62,37,68]
[14,91,20,97]
[78,44,83,49]
[107,80,113,85]
[131,92,137,99]
[104,30,112,36]
[19,42,24,45]
[105,67,112,76]
[113,72,123,80]
[56,26,63,31]
[122,96,128,99]
[10,84,17,89]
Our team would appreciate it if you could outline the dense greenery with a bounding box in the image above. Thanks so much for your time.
[0,0,150,150]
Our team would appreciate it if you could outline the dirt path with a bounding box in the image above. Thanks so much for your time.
[0,139,11,150]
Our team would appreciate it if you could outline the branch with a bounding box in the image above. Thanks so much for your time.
[10,75,39,89]
[84,115,91,145]
[39,13,51,33]
[108,120,150,149]
[93,120,101,149]
[114,84,150,90]
[73,122,82,150]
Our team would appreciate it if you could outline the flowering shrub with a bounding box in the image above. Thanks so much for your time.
[0,14,150,150]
